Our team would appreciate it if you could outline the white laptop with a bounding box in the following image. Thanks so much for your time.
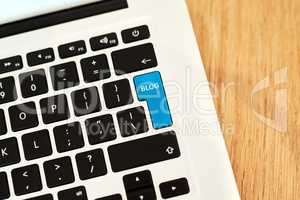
[0,0,240,199]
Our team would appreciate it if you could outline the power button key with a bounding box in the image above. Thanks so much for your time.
[121,25,150,43]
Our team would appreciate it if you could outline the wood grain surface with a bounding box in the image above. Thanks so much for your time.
[186,0,299,199]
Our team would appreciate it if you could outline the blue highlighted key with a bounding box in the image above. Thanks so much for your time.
[134,71,173,129]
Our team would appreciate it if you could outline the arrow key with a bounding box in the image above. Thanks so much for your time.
[127,187,156,200]
[159,178,190,199]
[123,170,153,192]
[11,164,42,196]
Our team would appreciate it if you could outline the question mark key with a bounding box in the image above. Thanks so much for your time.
[75,149,107,180]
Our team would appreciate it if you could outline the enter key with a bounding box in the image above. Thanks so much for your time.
[134,71,173,129]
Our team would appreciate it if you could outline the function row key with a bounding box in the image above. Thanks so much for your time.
[121,25,150,44]
[90,33,118,51]
[0,55,23,75]
[27,48,55,67]
[58,40,87,59]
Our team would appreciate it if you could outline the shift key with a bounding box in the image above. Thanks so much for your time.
[108,131,180,172]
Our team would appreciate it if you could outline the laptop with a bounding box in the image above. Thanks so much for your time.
[0,0,240,199]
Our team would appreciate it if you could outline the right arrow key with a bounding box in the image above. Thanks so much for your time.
[159,178,190,199]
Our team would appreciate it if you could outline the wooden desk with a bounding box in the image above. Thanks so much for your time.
[186,0,299,199]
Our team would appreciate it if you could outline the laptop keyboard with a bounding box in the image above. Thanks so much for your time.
[0,25,190,200]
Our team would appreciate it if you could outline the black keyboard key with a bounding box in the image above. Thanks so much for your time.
[58,186,87,200]
[103,79,133,109]
[117,106,148,137]
[25,194,53,200]
[11,164,42,196]
[127,187,156,200]
[40,94,70,124]
[58,40,87,59]
[159,178,190,199]
[0,137,20,168]
[0,109,7,135]
[90,33,118,51]
[27,48,55,67]
[0,172,10,200]
[0,76,17,105]
[75,149,107,180]
[53,122,84,153]
[96,194,122,200]
[19,69,49,98]
[44,157,75,188]
[123,171,153,192]
[71,87,101,116]
[50,62,80,90]
[22,130,52,161]
[81,54,111,83]
[112,43,157,75]
[9,102,39,132]
[0,55,23,74]
[108,131,180,172]
[85,114,117,145]
[122,25,150,43]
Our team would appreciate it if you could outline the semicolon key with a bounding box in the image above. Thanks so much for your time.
[133,71,173,129]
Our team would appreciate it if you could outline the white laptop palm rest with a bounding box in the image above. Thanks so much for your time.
[0,0,240,199]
